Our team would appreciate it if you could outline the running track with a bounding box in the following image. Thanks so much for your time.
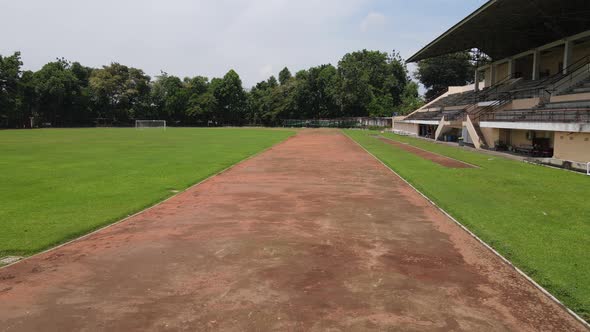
[0,130,585,331]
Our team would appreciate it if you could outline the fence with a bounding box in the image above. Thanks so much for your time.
[282,117,392,129]
[479,109,590,123]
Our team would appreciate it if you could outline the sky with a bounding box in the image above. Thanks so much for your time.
[0,0,487,88]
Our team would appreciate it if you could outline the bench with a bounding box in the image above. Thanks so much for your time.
[515,145,534,155]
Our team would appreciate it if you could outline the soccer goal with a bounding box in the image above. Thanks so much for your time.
[135,120,166,130]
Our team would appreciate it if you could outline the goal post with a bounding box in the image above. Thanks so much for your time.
[135,120,166,130]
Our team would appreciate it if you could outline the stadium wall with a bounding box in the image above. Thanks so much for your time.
[393,122,419,135]
[554,133,590,163]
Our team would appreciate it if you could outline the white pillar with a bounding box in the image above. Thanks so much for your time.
[508,58,515,78]
[491,64,497,85]
[475,69,480,91]
[532,50,540,80]
[563,40,573,74]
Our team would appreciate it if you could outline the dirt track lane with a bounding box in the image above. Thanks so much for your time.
[0,130,585,331]
[377,136,475,168]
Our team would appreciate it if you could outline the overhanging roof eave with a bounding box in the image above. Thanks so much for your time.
[406,0,497,63]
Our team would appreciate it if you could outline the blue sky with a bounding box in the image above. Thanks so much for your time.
[0,0,487,87]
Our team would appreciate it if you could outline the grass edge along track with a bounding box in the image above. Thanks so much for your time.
[345,129,590,322]
[0,128,294,258]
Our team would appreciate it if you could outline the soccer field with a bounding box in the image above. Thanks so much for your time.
[0,128,294,257]
[346,130,590,322]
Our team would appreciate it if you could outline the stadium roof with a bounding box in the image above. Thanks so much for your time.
[407,0,590,62]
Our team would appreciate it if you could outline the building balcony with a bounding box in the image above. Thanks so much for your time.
[480,109,590,123]
[479,109,590,133]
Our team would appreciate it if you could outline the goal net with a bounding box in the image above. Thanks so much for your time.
[135,120,166,129]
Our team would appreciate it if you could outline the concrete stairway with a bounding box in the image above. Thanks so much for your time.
[555,68,590,95]
[434,116,446,141]
[573,82,590,94]
[465,115,487,149]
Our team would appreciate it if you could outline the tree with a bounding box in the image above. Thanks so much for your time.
[267,76,278,89]
[0,52,23,127]
[150,72,188,122]
[396,81,424,115]
[1,49,425,128]
[89,63,151,123]
[278,67,292,85]
[248,73,301,125]
[337,50,409,117]
[186,90,216,125]
[211,70,247,125]
[68,62,94,125]
[184,76,214,125]
[247,50,420,123]
[184,76,209,96]
[33,59,81,126]
[415,51,474,102]
[269,79,298,122]
[248,79,274,125]
[17,70,36,127]
[292,64,340,118]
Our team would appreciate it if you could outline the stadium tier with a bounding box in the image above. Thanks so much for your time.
[394,0,590,170]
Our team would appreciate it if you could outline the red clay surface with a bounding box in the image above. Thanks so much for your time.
[0,130,585,331]
[377,136,475,168]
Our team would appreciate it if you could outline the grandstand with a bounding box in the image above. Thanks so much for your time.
[395,0,590,170]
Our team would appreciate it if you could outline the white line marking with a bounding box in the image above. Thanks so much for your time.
[344,131,590,329]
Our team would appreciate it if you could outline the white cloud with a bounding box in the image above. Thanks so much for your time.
[360,12,386,33]
[0,0,484,88]
[0,0,377,86]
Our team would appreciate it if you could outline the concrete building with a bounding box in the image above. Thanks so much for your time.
[395,0,590,171]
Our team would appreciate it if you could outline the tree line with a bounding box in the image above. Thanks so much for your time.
[1,50,424,128]
[414,51,477,102]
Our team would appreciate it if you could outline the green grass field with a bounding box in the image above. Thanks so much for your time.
[0,128,293,257]
[346,130,590,321]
